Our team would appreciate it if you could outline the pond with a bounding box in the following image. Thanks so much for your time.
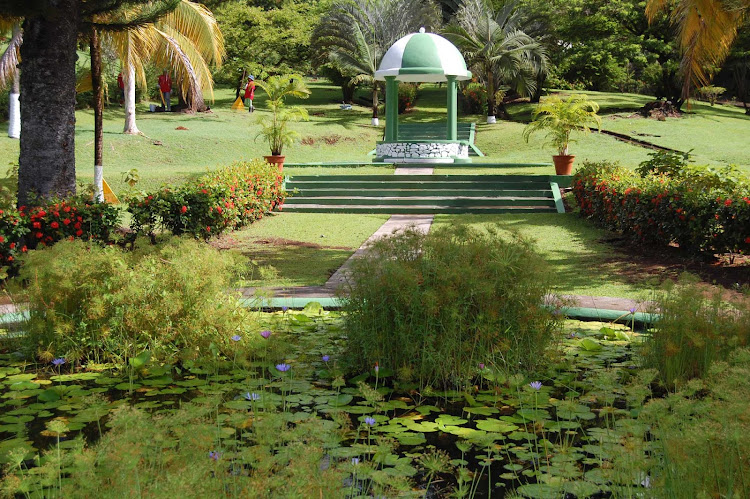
[0,305,656,498]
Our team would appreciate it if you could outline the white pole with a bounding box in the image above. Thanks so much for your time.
[8,93,20,139]
[94,165,104,202]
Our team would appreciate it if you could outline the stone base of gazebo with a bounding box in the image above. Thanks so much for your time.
[374,140,471,163]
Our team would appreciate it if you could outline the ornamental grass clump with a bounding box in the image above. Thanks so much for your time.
[342,225,558,389]
[19,237,256,365]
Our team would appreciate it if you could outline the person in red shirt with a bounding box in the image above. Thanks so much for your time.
[243,75,255,113]
[157,70,172,111]
[117,72,124,106]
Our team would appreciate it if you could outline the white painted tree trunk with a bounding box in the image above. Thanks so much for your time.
[123,64,140,135]
[486,115,496,124]
[371,117,379,126]
[8,93,20,139]
[93,164,104,202]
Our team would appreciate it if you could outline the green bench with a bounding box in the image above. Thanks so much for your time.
[371,122,485,157]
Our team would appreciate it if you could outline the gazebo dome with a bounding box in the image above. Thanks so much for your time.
[374,28,471,82]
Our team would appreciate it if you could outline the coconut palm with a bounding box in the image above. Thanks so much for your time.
[0,20,21,138]
[443,0,547,123]
[312,0,440,125]
[646,0,749,99]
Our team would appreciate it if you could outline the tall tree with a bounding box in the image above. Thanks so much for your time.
[312,0,440,124]
[0,20,22,138]
[647,0,749,99]
[0,0,180,205]
[444,0,547,123]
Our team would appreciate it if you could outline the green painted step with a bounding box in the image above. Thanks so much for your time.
[285,197,556,207]
[287,181,553,190]
[282,205,556,214]
[287,174,557,182]
[289,189,553,197]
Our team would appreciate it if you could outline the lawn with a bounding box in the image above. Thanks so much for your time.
[433,213,652,299]
[218,212,390,288]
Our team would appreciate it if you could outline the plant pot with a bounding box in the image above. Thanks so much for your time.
[552,155,575,175]
[264,155,285,171]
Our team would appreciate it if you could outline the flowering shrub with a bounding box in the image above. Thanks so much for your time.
[0,197,120,276]
[129,159,286,239]
[460,81,486,114]
[573,161,750,256]
[397,83,418,114]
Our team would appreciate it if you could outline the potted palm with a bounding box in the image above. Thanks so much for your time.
[522,94,601,175]
[255,75,311,170]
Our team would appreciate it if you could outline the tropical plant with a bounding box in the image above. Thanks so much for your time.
[311,0,440,124]
[0,19,21,138]
[522,94,601,155]
[443,0,547,122]
[254,75,310,156]
[646,0,749,100]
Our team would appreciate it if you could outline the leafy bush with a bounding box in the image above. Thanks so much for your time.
[342,225,558,389]
[398,82,418,113]
[20,237,256,364]
[573,161,750,256]
[642,278,750,386]
[460,81,486,114]
[635,149,691,178]
[129,159,285,239]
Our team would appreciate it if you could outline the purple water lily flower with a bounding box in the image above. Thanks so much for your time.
[529,381,543,391]
[260,330,272,339]
[231,335,241,342]
[276,363,290,372]
[374,362,379,374]
[364,416,376,426]
[244,392,260,401]
[322,355,330,362]
[478,363,485,370]
[281,306,288,312]
[51,358,65,367]
[629,307,637,314]
[351,457,360,465]
[209,451,220,461]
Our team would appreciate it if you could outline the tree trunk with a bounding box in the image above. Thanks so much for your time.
[372,85,379,118]
[486,65,496,123]
[123,64,140,134]
[18,0,79,206]
[90,29,103,168]
[8,23,22,139]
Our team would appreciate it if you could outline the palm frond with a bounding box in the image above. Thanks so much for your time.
[0,22,21,90]
[157,1,225,66]
[151,25,213,102]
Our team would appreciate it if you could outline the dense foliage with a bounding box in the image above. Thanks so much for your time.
[342,225,558,388]
[573,161,750,256]
[20,237,255,365]
[129,159,285,239]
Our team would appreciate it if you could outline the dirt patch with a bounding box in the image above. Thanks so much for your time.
[211,235,352,251]
[600,234,750,297]
[175,126,189,130]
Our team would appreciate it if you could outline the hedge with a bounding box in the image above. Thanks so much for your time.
[573,161,750,256]
[129,159,286,239]
[0,197,121,273]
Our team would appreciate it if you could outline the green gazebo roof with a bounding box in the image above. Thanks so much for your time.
[374,28,471,82]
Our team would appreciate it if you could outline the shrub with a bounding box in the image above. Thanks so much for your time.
[19,237,256,364]
[642,277,750,386]
[398,82,418,113]
[342,225,558,389]
[573,161,750,256]
[460,81,486,114]
[129,159,285,239]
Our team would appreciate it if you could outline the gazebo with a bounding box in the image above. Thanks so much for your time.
[374,28,472,163]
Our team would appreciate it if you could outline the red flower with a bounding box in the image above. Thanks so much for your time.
[38,210,46,217]
[63,218,71,225]
[181,205,188,214]
[63,206,71,213]
[21,246,27,253]
[76,229,83,236]
[74,222,81,229]
[9,242,14,249]
[745,237,750,244]
[0,236,4,243]
[206,226,211,232]
[35,232,43,239]
[6,256,12,262]
[50,221,59,229]
[216,206,223,214]
[725,199,732,206]
[32,221,41,229]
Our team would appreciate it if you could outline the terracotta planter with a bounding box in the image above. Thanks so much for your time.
[264,154,285,171]
[552,155,575,175]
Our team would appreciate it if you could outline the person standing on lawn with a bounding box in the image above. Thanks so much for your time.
[244,75,255,112]
[158,70,173,112]
[117,72,124,106]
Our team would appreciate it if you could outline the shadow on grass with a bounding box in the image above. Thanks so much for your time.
[238,243,355,287]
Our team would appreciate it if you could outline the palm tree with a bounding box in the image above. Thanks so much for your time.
[312,0,440,125]
[646,0,749,100]
[443,0,547,123]
[0,19,21,138]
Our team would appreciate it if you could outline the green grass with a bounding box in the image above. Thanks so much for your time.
[433,213,654,299]
[221,212,390,288]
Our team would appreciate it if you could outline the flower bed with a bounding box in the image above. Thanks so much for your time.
[128,159,286,239]
[0,198,120,273]
[573,161,750,256]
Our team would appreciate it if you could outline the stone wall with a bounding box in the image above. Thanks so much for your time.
[376,141,469,160]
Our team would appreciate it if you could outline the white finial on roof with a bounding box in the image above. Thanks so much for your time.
[419,27,425,33]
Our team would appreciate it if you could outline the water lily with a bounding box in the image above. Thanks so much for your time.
[276,363,290,372]
[51,358,65,367]
[322,355,330,362]
[529,381,542,391]
[209,451,220,461]
[364,416,376,426]
[374,362,379,374]
[260,330,272,339]
[244,392,260,401]
[351,457,360,465]
[230,335,241,342]
[629,307,637,314]
[478,363,485,370]
[281,306,288,312]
